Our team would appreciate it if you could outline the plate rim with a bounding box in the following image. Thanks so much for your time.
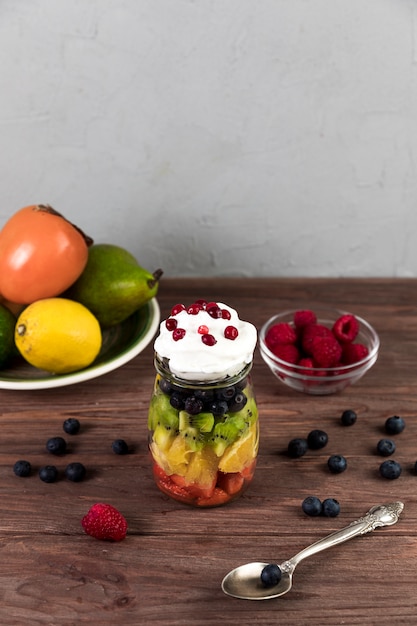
[0,298,160,391]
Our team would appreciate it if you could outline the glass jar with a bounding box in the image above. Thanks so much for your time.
[148,355,259,507]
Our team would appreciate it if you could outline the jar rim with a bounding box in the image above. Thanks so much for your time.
[153,353,253,389]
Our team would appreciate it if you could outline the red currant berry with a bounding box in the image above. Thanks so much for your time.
[187,303,202,315]
[201,333,217,346]
[194,299,208,309]
[224,325,239,340]
[165,318,178,331]
[221,309,232,320]
[198,325,209,334]
[171,304,185,316]
[172,328,186,341]
[205,301,217,309]
[207,305,222,319]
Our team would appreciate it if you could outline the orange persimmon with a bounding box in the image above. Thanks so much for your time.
[0,204,92,304]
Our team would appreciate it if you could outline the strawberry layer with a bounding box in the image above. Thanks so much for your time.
[152,459,256,507]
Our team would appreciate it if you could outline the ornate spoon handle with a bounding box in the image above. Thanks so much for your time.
[282,501,404,573]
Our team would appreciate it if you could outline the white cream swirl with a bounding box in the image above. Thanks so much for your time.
[154,302,257,381]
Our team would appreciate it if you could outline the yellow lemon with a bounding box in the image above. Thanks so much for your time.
[15,298,102,374]
[218,421,259,474]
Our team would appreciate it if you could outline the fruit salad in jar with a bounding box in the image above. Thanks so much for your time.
[148,300,258,507]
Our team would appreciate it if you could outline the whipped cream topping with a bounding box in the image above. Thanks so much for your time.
[154,302,257,382]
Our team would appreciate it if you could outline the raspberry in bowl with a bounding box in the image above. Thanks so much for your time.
[259,308,379,395]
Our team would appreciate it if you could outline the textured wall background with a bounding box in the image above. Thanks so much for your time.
[1,0,417,277]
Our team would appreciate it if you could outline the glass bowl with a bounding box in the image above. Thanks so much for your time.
[259,308,380,395]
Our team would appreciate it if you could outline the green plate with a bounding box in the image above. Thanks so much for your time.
[0,299,160,390]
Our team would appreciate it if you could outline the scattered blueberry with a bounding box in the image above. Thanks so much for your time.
[322,498,341,517]
[307,429,328,450]
[13,460,32,477]
[379,459,402,479]
[327,454,347,474]
[46,436,67,455]
[288,437,308,458]
[340,409,357,426]
[385,415,405,435]
[260,563,282,588]
[302,496,322,516]
[376,438,396,457]
[65,462,86,482]
[111,439,129,455]
[39,465,59,483]
[63,418,81,435]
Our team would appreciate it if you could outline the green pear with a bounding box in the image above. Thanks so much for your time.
[66,243,163,327]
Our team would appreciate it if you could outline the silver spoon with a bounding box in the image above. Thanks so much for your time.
[222,501,404,600]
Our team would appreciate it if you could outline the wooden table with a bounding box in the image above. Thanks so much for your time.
[1,278,416,625]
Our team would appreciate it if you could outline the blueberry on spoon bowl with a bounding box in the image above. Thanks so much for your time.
[260,564,282,588]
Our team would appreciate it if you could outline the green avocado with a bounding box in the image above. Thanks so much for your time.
[66,243,162,327]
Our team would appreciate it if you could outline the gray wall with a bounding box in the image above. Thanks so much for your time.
[1,0,416,277]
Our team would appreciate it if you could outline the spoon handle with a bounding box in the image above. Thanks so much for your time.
[287,501,404,569]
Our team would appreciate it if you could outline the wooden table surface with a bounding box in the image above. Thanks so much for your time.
[1,277,416,626]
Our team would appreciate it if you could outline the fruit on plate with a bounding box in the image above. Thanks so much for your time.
[66,243,163,327]
[0,204,92,304]
[0,297,25,318]
[15,298,102,374]
[148,374,259,507]
[0,303,19,367]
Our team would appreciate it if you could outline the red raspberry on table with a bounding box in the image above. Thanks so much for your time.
[342,343,369,365]
[332,314,360,343]
[265,322,297,349]
[301,324,334,355]
[270,343,300,364]
[293,309,317,330]
[81,503,127,541]
[310,335,342,368]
